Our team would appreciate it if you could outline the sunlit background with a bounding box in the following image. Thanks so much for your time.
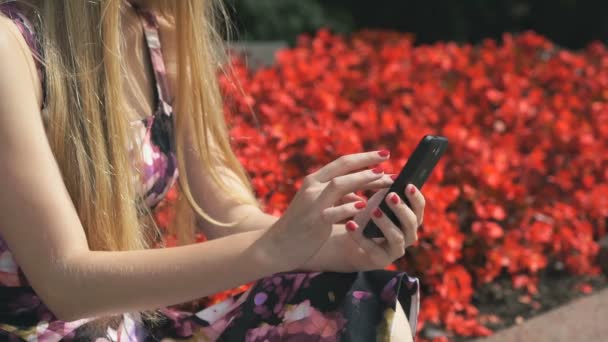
[156,1,608,341]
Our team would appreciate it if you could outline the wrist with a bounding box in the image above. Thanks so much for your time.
[300,225,345,272]
[252,224,295,274]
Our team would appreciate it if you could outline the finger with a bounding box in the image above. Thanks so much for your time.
[338,192,366,205]
[321,201,367,224]
[313,150,390,183]
[345,220,391,266]
[404,184,425,226]
[386,192,419,245]
[316,167,385,209]
[357,174,395,191]
[369,207,407,259]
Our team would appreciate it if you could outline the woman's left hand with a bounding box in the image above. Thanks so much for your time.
[332,184,425,272]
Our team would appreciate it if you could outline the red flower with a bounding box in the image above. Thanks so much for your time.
[472,221,504,240]
[153,29,608,338]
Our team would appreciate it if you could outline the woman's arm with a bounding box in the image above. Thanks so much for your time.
[0,21,286,321]
[195,205,346,272]
[184,156,276,239]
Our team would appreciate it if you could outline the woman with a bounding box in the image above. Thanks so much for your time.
[0,0,424,340]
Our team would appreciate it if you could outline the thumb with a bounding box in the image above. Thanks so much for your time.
[352,188,389,226]
[337,192,366,206]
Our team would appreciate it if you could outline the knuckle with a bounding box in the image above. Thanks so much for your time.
[396,238,406,253]
[319,210,331,224]
[391,247,402,260]
[327,178,344,191]
[302,175,315,188]
[343,156,357,168]
[408,219,418,233]
[302,187,317,200]
[408,215,418,229]
[402,208,416,225]
[406,232,418,245]
[418,195,426,208]
[335,155,348,166]
[395,234,406,247]
[394,246,405,259]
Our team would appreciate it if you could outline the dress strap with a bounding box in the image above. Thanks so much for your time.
[129,3,174,116]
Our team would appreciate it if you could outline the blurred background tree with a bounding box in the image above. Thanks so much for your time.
[223,0,353,42]
[225,0,608,49]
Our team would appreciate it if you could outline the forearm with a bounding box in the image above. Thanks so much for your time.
[197,205,278,239]
[297,226,346,272]
[197,207,344,272]
[44,228,284,321]
[209,207,344,272]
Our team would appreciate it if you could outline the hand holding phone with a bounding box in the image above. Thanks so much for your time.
[362,135,448,239]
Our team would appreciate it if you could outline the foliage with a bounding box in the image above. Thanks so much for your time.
[156,29,608,339]
[224,0,352,43]
[227,0,606,49]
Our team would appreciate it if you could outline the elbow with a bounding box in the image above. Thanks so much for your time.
[49,304,87,322]
[31,254,96,321]
[35,278,95,322]
[35,284,92,322]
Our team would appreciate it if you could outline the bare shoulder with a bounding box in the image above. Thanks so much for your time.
[0,12,22,50]
[0,14,43,107]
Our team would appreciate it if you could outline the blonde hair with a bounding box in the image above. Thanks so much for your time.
[9,0,258,251]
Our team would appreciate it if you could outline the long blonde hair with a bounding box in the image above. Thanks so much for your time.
[10,0,258,251]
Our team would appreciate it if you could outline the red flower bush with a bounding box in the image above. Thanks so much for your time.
[156,29,608,339]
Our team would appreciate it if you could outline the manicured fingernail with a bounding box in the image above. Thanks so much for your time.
[371,166,383,174]
[378,150,390,158]
[354,201,366,209]
[346,221,358,232]
[408,185,416,195]
[373,208,383,218]
[390,193,400,204]
[390,174,398,181]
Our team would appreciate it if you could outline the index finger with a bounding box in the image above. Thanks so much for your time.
[313,150,390,183]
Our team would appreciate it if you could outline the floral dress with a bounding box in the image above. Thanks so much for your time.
[0,1,420,341]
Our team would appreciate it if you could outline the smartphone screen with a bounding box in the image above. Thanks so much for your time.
[363,135,448,239]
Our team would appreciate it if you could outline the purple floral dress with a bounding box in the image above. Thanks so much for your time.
[0,2,420,341]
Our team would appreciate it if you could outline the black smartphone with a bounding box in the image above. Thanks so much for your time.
[363,135,448,239]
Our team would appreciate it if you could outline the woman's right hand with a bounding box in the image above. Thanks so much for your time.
[265,151,393,272]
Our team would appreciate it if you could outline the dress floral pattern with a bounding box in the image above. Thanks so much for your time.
[0,1,420,341]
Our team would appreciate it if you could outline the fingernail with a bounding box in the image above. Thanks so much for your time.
[378,150,390,158]
[408,185,416,195]
[371,166,383,174]
[346,221,358,232]
[354,201,366,209]
[390,174,398,181]
[373,208,383,218]
[390,193,400,204]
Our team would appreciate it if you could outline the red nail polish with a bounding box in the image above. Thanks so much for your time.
[378,150,390,157]
[346,221,358,232]
[373,208,383,218]
[390,193,400,204]
[390,174,398,181]
[372,166,383,174]
[354,201,366,209]
[409,185,416,195]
